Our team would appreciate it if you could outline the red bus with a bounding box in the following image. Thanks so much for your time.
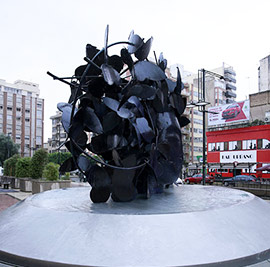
[206,124,270,180]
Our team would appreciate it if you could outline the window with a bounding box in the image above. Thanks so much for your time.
[16,107,21,112]
[36,136,42,145]
[263,139,270,149]
[243,139,256,150]
[229,141,238,150]
[16,135,20,140]
[7,107,12,111]
[208,143,215,151]
[36,119,42,127]
[36,127,42,136]
[194,119,203,125]
[25,109,30,113]
[7,124,12,132]
[194,137,203,143]
[25,127,30,135]
[193,110,202,116]
[216,142,224,151]
[194,146,203,152]
[25,118,30,122]
[37,110,42,118]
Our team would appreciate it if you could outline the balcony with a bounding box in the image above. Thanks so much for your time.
[226,98,235,104]
[225,90,237,98]
[224,68,236,76]
[224,75,236,83]
[226,83,236,91]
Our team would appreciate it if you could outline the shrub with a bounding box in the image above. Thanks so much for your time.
[42,162,59,181]
[3,154,20,176]
[61,172,70,180]
[48,152,72,165]
[15,157,31,178]
[30,148,48,179]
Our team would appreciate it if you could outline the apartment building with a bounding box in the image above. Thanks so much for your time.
[212,63,237,104]
[258,55,270,92]
[49,111,68,153]
[0,79,44,157]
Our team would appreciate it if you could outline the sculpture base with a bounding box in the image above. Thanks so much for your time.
[1,186,270,266]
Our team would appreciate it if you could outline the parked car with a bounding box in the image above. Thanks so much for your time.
[185,174,214,185]
[223,175,256,186]
[222,104,241,119]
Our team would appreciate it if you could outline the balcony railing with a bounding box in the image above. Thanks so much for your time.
[224,76,236,84]
[224,68,236,76]
[226,83,236,91]
[226,98,235,104]
[225,90,237,98]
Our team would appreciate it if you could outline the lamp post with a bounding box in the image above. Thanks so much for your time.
[187,69,224,185]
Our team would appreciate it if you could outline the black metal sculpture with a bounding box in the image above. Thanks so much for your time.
[47,26,189,203]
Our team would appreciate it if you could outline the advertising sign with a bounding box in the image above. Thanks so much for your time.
[208,100,250,126]
[220,150,257,163]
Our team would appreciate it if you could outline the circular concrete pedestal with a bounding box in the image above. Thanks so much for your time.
[1,186,270,266]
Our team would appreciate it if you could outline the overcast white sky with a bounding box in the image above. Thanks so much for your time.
[0,0,269,141]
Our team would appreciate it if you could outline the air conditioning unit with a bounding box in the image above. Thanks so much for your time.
[265,116,270,122]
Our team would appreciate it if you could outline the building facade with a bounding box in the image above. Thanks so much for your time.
[207,124,270,179]
[49,111,68,153]
[258,55,270,92]
[250,90,270,123]
[0,79,44,157]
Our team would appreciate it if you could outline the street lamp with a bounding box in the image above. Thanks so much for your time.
[187,68,224,185]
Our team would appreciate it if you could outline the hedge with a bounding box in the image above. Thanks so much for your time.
[43,162,59,181]
[30,148,48,179]
[15,157,31,178]
[3,154,20,176]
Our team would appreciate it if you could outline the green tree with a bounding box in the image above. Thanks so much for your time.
[0,134,19,166]
[30,148,48,179]
[15,157,31,178]
[42,162,59,181]
[3,154,20,176]
[48,152,72,165]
